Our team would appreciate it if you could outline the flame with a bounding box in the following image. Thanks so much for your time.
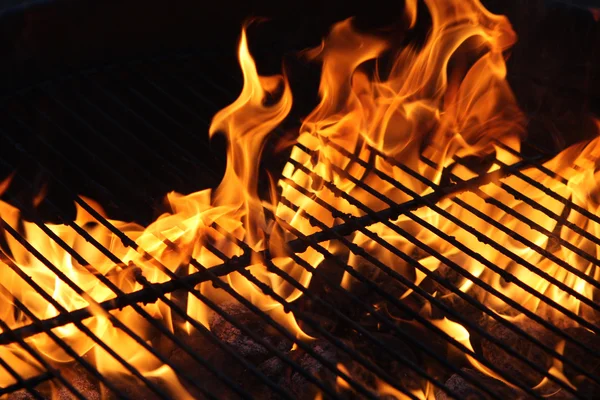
[335,362,353,391]
[0,0,599,397]
[377,380,434,400]
[532,340,576,395]
[432,316,511,385]
[0,26,305,395]
[333,361,433,399]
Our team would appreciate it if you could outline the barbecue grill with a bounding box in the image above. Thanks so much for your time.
[0,1,599,399]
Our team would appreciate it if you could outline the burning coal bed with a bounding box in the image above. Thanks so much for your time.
[1,0,600,399]
[6,254,600,400]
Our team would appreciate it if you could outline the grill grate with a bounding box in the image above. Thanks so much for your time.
[0,47,598,400]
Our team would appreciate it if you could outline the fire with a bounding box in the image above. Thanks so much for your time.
[334,361,434,400]
[0,0,599,398]
[533,340,576,395]
[0,25,302,395]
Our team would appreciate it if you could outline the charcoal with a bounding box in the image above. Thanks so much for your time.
[108,376,159,400]
[7,390,36,400]
[168,324,218,373]
[430,262,464,288]
[425,263,482,323]
[434,368,527,400]
[289,340,338,396]
[534,302,584,330]
[331,331,428,398]
[297,311,337,338]
[356,332,420,376]
[242,340,339,399]
[167,321,247,399]
[480,317,557,387]
[209,302,293,361]
[5,362,159,400]
[580,302,600,327]
[375,274,412,302]
[562,327,600,380]
[306,258,346,298]
[245,356,289,400]
[258,355,286,378]
[394,323,450,372]
[6,362,101,400]
[110,364,238,400]
[533,381,578,400]
[560,326,600,398]
[574,378,600,400]
[345,258,411,300]
[56,362,101,400]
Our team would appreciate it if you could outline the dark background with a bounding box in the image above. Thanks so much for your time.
[0,0,598,224]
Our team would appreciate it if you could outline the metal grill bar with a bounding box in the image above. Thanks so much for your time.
[324,137,600,343]
[4,82,436,396]
[463,154,600,285]
[0,353,48,399]
[0,189,277,400]
[277,174,575,398]
[0,377,46,399]
[488,167,600,249]
[1,116,271,399]
[0,108,492,396]
[0,52,598,399]
[5,83,468,396]
[0,133,323,399]
[0,283,118,400]
[212,222,498,399]
[94,225,365,398]
[448,175,600,292]
[382,152,600,345]
[297,140,600,383]
[113,58,600,305]
[496,140,600,227]
[281,146,592,397]
[208,225,462,399]
[200,242,398,400]
[2,106,376,399]
[0,257,238,345]
[439,161,600,304]
[489,145,600,269]
[0,219,223,400]
[385,144,600,295]
[320,139,599,323]
[5,89,538,289]
[399,152,600,292]
[1,105,539,344]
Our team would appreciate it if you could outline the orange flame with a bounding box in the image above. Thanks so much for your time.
[0,0,599,397]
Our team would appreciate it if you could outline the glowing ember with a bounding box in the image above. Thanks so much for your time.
[0,0,599,398]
